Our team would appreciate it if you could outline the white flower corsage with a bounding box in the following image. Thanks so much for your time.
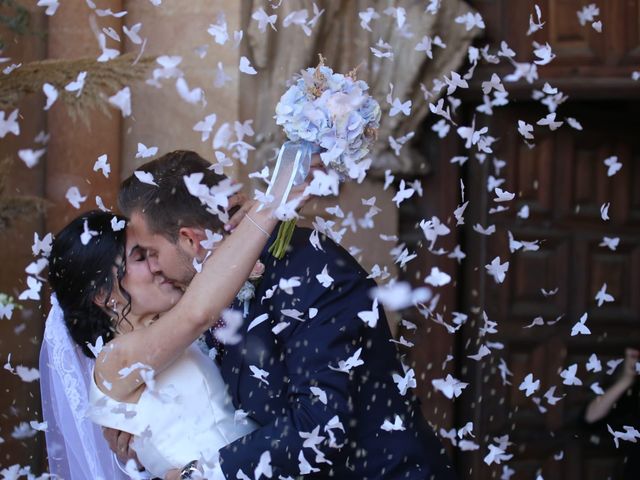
[237,260,265,317]
[196,260,266,356]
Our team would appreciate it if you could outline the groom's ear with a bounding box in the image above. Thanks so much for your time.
[177,227,207,258]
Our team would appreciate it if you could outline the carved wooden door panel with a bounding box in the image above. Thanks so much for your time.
[458,101,640,480]
[470,0,640,78]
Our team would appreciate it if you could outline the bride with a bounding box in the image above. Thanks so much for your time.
[41,173,305,478]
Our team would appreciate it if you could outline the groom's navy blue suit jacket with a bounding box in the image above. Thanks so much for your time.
[212,226,456,479]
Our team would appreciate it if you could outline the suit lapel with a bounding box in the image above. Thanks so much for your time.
[220,228,280,407]
[220,297,246,406]
[220,280,269,407]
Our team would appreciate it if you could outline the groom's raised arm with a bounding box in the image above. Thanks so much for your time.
[218,250,375,478]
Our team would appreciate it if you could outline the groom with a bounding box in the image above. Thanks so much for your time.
[113,150,455,479]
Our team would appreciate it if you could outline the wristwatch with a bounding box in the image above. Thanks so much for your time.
[179,460,199,479]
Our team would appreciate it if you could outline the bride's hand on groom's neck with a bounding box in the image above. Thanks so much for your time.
[225,191,253,232]
[225,152,323,232]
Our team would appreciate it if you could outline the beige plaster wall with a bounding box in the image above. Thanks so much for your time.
[121,0,241,178]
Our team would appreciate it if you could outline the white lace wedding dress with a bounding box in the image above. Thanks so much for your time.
[88,344,257,478]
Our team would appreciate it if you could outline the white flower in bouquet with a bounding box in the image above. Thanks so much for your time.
[274,56,381,179]
[267,57,381,259]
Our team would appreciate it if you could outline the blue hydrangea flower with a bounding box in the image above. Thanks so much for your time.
[275,64,381,179]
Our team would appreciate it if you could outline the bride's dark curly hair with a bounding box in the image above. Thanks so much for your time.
[49,210,131,358]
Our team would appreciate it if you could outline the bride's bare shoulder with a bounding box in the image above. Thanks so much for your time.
[94,332,146,401]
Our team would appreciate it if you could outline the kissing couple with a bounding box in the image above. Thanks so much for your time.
[40,150,456,479]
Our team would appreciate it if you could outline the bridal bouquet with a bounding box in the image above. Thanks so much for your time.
[268,56,381,258]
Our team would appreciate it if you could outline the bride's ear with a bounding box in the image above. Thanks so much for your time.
[92,289,112,311]
[92,292,122,319]
[178,227,206,257]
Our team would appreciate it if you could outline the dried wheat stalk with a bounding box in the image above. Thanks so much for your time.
[0,54,155,121]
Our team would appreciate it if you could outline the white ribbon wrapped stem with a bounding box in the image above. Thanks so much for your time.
[261,141,312,212]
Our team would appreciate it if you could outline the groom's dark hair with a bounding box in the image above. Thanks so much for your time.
[118,150,228,242]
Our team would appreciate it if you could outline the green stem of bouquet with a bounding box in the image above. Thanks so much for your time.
[268,219,297,259]
[271,220,287,255]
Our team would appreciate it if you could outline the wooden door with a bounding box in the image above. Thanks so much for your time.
[470,0,640,80]
[458,101,640,479]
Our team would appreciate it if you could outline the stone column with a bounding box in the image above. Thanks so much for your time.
[45,0,123,233]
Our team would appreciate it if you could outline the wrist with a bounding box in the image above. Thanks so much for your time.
[248,203,277,229]
[179,460,200,479]
[618,375,635,388]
